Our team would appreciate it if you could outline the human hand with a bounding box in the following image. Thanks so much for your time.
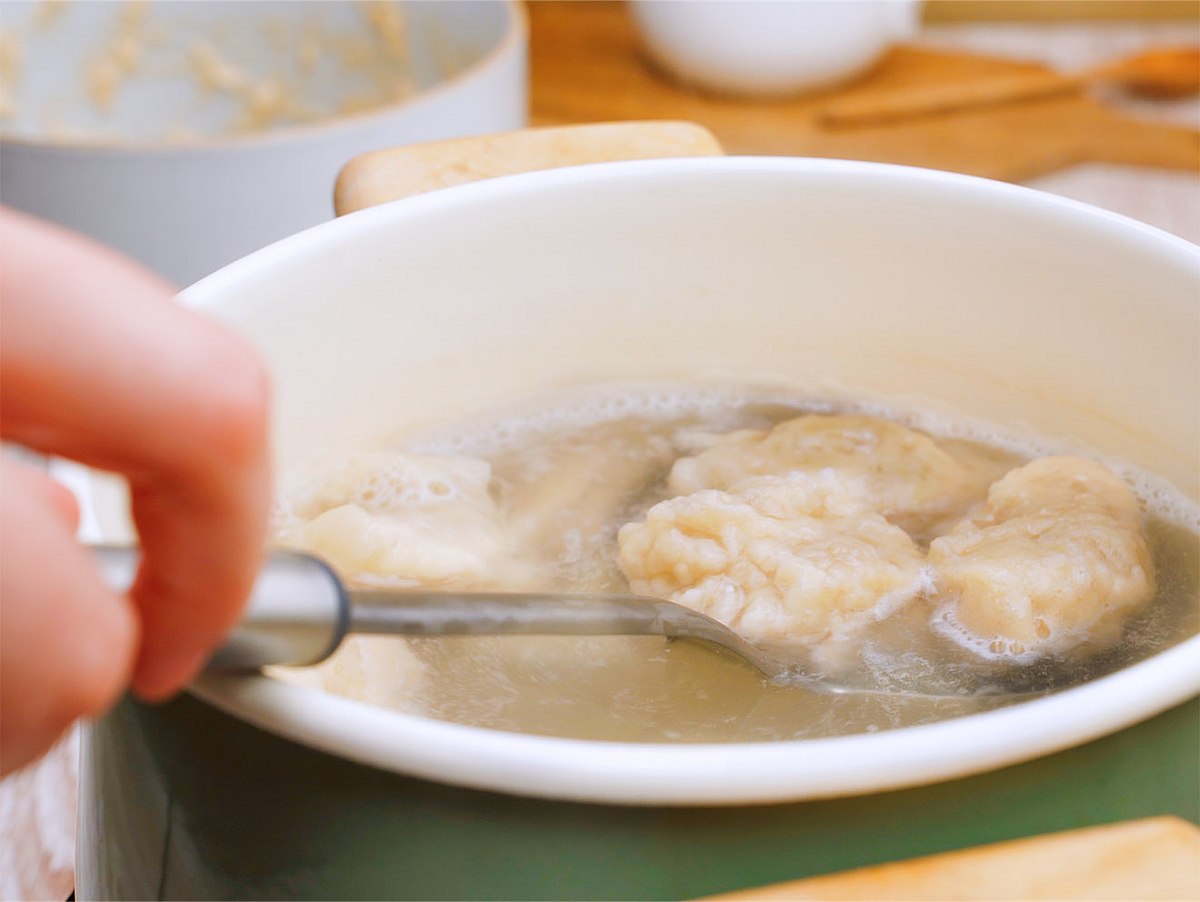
[0,208,272,775]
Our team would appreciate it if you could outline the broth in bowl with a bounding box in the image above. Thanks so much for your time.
[267,385,1199,743]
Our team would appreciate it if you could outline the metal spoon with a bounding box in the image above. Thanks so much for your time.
[94,546,817,680]
[94,546,1044,700]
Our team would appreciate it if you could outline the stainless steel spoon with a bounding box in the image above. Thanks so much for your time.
[94,546,817,684]
[94,546,1045,700]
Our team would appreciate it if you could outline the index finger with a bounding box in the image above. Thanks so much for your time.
[0,208,272,699]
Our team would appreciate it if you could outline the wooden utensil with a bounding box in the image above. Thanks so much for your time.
[528,1,1200,182]
[816,46,1200,127]
[703,817,1200,900]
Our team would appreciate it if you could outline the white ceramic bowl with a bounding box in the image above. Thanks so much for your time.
[0,0,526,285]
[85,156,1200,806]
[631,0,921,96]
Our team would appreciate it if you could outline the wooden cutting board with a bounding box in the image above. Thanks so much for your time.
[702,817,1200,900]
[529,1,1200,182]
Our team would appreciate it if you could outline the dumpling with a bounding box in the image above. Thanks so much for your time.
[929,456,1154,660]
[668,414,990,535]
[617,471,927,645]
[274,451,507,586]
[267,636,426,709]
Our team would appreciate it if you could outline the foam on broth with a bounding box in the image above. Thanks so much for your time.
[270,386,1200,743]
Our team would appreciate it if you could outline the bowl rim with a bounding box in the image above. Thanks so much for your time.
[172,157,1199,805]
[194,640,1200,806]
[0,0,527,154]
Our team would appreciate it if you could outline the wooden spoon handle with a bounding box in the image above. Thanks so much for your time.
[816,69,1083,128]
[334,121,724,215]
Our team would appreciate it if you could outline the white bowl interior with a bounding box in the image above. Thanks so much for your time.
[198,158,1198,494]
[91,158,1200,803]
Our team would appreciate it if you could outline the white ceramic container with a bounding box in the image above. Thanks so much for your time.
[630,0,921,96]
[0,0,526,285]
[84,156,1200,805]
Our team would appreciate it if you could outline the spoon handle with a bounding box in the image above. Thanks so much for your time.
[91,547,712,671]
[93,546,349,669]
[815,69,1083,128]
[92,547,769,675]
[346,588,686,637]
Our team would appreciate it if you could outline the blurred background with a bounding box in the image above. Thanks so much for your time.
[1,0,1196,290]
[0,2,1197,899]
[526,0,1198,243]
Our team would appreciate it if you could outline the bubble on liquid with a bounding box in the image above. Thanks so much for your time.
[930,601,1041,665]
[410,384,762,458]
[378,383,1199,535]
[904,408,1196,532]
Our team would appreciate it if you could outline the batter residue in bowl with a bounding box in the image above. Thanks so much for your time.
[268,387,1199,743]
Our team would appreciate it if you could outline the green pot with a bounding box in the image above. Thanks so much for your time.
[79,695,1198,899]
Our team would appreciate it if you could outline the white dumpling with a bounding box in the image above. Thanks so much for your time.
[668,414,991,535]
[274,451,506,587]
[618,472,927,645]
[267,636,426,709]
[929,456,1154,660]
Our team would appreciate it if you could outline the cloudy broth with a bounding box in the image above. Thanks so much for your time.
[272,387,1200,743]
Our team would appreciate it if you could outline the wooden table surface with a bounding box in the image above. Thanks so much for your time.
[923,19,1200,243]
[1,11,1197,902]
[528,2,1199,242]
